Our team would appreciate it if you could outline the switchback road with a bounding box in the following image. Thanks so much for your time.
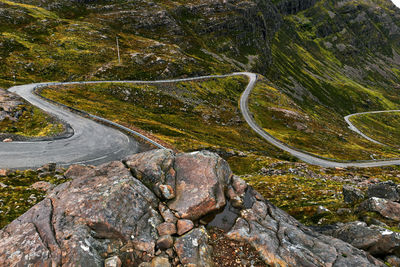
[2,73,400,169]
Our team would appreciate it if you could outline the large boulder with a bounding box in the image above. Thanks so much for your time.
[358,197,400,221]
[367,181,400,202]
[167,151,231,220]
[0,161,162,266]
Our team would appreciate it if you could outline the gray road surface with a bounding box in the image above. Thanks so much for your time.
[2,73,400,169]
[1,83,142,169]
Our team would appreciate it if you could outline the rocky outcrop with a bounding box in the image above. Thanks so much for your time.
[331,221,400,257]
[0,150,385,266]
[358,197,400,222]
[226,187,383,266]
[0,161,162,266]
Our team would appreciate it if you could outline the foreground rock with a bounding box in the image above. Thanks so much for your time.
[0,149,384,266]
[0,161,162,266]
[227,187,383,266]
[167,151,230,220]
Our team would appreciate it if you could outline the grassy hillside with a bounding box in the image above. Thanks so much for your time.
[1,0,400,160]
[248,0,400,160]
[39,76,289,161]
[350,111,400,148]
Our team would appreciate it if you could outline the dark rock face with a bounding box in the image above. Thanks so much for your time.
[0,150,385,266]
[343,185,365,203]
[367,181,400,202]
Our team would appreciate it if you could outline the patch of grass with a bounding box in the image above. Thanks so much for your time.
[0,169,67,228]
[248,77,400,160]
[246,162,400,225]
[0,104,64,138]
[350,112,400,149]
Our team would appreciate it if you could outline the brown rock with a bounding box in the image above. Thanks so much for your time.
[151,256,171,267]
[167,151,231,220]
[30,181,54,192]
[231,175,247,195]
[177,219,194,236]
[159,184,175,200]
[3,138,12,142]
[124,149,176,198]
[159,203,178,223]
[105,256,122,267]
[0,169,9,176]
[157,235,174,250]
[358,197,400,221]
[37,163,57,173]
[174,226,213,266]
[64,164,94,180]
[157,222,177,236]
[0,160,161,266]
[226,185,243,208]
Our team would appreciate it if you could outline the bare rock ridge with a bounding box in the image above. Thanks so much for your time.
[0,150,384,266]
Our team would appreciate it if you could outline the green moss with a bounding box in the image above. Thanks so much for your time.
[40,76,285,157]
[0,169,67,228]
[350,112,400,148]
[0,104,64,137]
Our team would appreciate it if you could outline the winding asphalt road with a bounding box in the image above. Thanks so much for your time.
[238,72,400,168]
[0,83,143,169]
[2,72,400,169]
[344,110,400,146]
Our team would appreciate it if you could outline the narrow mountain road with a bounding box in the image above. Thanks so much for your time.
[0,83,143,169]
[2,72,400,169]
[344,110,400,146]
[238,72,400,168]
[0,75,243,169]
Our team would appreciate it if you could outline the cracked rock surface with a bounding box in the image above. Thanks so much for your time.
[0,149,385,266]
